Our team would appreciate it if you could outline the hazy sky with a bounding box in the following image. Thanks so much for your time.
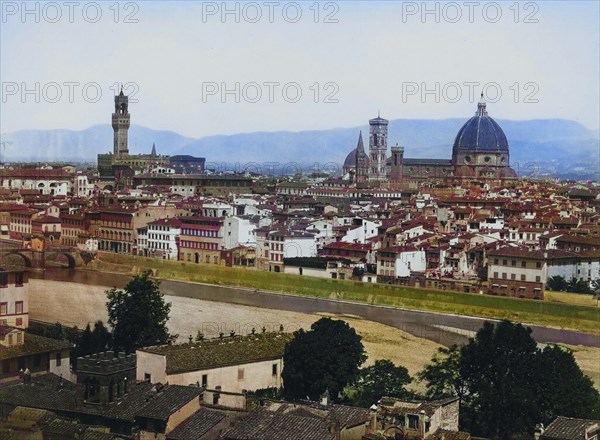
[1,0,599,137]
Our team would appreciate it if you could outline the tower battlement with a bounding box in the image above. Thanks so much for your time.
[77,351,136,376]
[112,88,130,156]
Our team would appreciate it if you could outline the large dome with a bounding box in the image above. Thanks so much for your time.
[343,148,358,168]
[452,95,508,156]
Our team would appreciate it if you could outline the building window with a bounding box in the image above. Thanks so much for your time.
[144,373,151,382]
[408,414,419,430]
[536,276,541,283]
[521,274,526,281]
[15,272,23,287]
[0,273,7,287]
[15,301,23,314]
[0,303,6,315]
[536,262,542,268]
[511,260,516,267]
[56,352,62,367]
[238,367,245,381]
[521,261,526,267]
[272,364,278,376]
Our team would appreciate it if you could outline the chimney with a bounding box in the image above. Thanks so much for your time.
[419,409,427,438]
[320,389,330,407]
[534,423,545,440]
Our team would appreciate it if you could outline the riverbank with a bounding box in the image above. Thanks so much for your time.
[28,278,600,389]
[85,253,600,335]
[28,279,443,392]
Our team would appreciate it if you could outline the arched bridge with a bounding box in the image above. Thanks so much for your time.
[0,242,79,269]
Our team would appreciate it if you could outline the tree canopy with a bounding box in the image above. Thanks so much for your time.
[419,320,600,440]
[353,359,411,407]
[106,271,172,352]
[282,317,366,402]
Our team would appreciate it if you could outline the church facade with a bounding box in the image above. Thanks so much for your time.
[343,95,517,183]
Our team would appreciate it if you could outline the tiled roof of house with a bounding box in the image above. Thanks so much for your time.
[139,333,292,375]
[0,373,203,426]
[379,397,459,418]
[542,416,600,440]
[223,407,334,440]
[166,408,226,440]
[0,333,72,361]
[134,385,202,421]
[222,401,369,440]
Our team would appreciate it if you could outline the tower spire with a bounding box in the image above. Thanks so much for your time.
[356,131,365,152]
[476,91,488,116]
[151,142,157,157]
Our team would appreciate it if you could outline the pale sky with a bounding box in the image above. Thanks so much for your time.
[1,0,599,137]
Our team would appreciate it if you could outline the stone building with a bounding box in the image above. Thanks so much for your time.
[76,351,136,404]
[0,268,71,384]
[343,94,517,184]
[136,333,291,394]
[97,90,205,183]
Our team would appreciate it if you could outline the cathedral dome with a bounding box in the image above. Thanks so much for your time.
[452,94,508,156]
[343,148,358,168]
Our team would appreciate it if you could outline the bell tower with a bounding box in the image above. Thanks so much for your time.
[390,144,404,181]
[369,112,388,181]
[112,87,130,156]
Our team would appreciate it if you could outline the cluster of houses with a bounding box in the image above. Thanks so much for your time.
[2,164,600,298]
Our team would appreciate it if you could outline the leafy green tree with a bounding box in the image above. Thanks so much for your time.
[460,321,539,440]
[418,344,464,401]
[90,321,112,352]
[71,321,113,369]
[419,321,600,440]
[353,360,411,407]
[534,345,600,422]
[566,277,592,294]
[282,317,366,402]
[106,271,172,352]
[547,275,567,291]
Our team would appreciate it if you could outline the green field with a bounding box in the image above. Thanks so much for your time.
[88,253,600,335]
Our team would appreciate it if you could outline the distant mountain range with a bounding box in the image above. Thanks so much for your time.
[3,119,599,179]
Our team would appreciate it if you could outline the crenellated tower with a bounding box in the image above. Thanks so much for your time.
[112,87,130,156]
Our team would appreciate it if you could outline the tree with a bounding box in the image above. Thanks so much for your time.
[547,275,567,291]
[90,321,112,352]
[282,317,366,402]
[418,344,464,401]
[71,320,113,369]
[566,277,592,294]
[459,321,539,440]
[106,271,172,352]
[419,320,600,440]
[534,345,600,422]
[353,360,411,407]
